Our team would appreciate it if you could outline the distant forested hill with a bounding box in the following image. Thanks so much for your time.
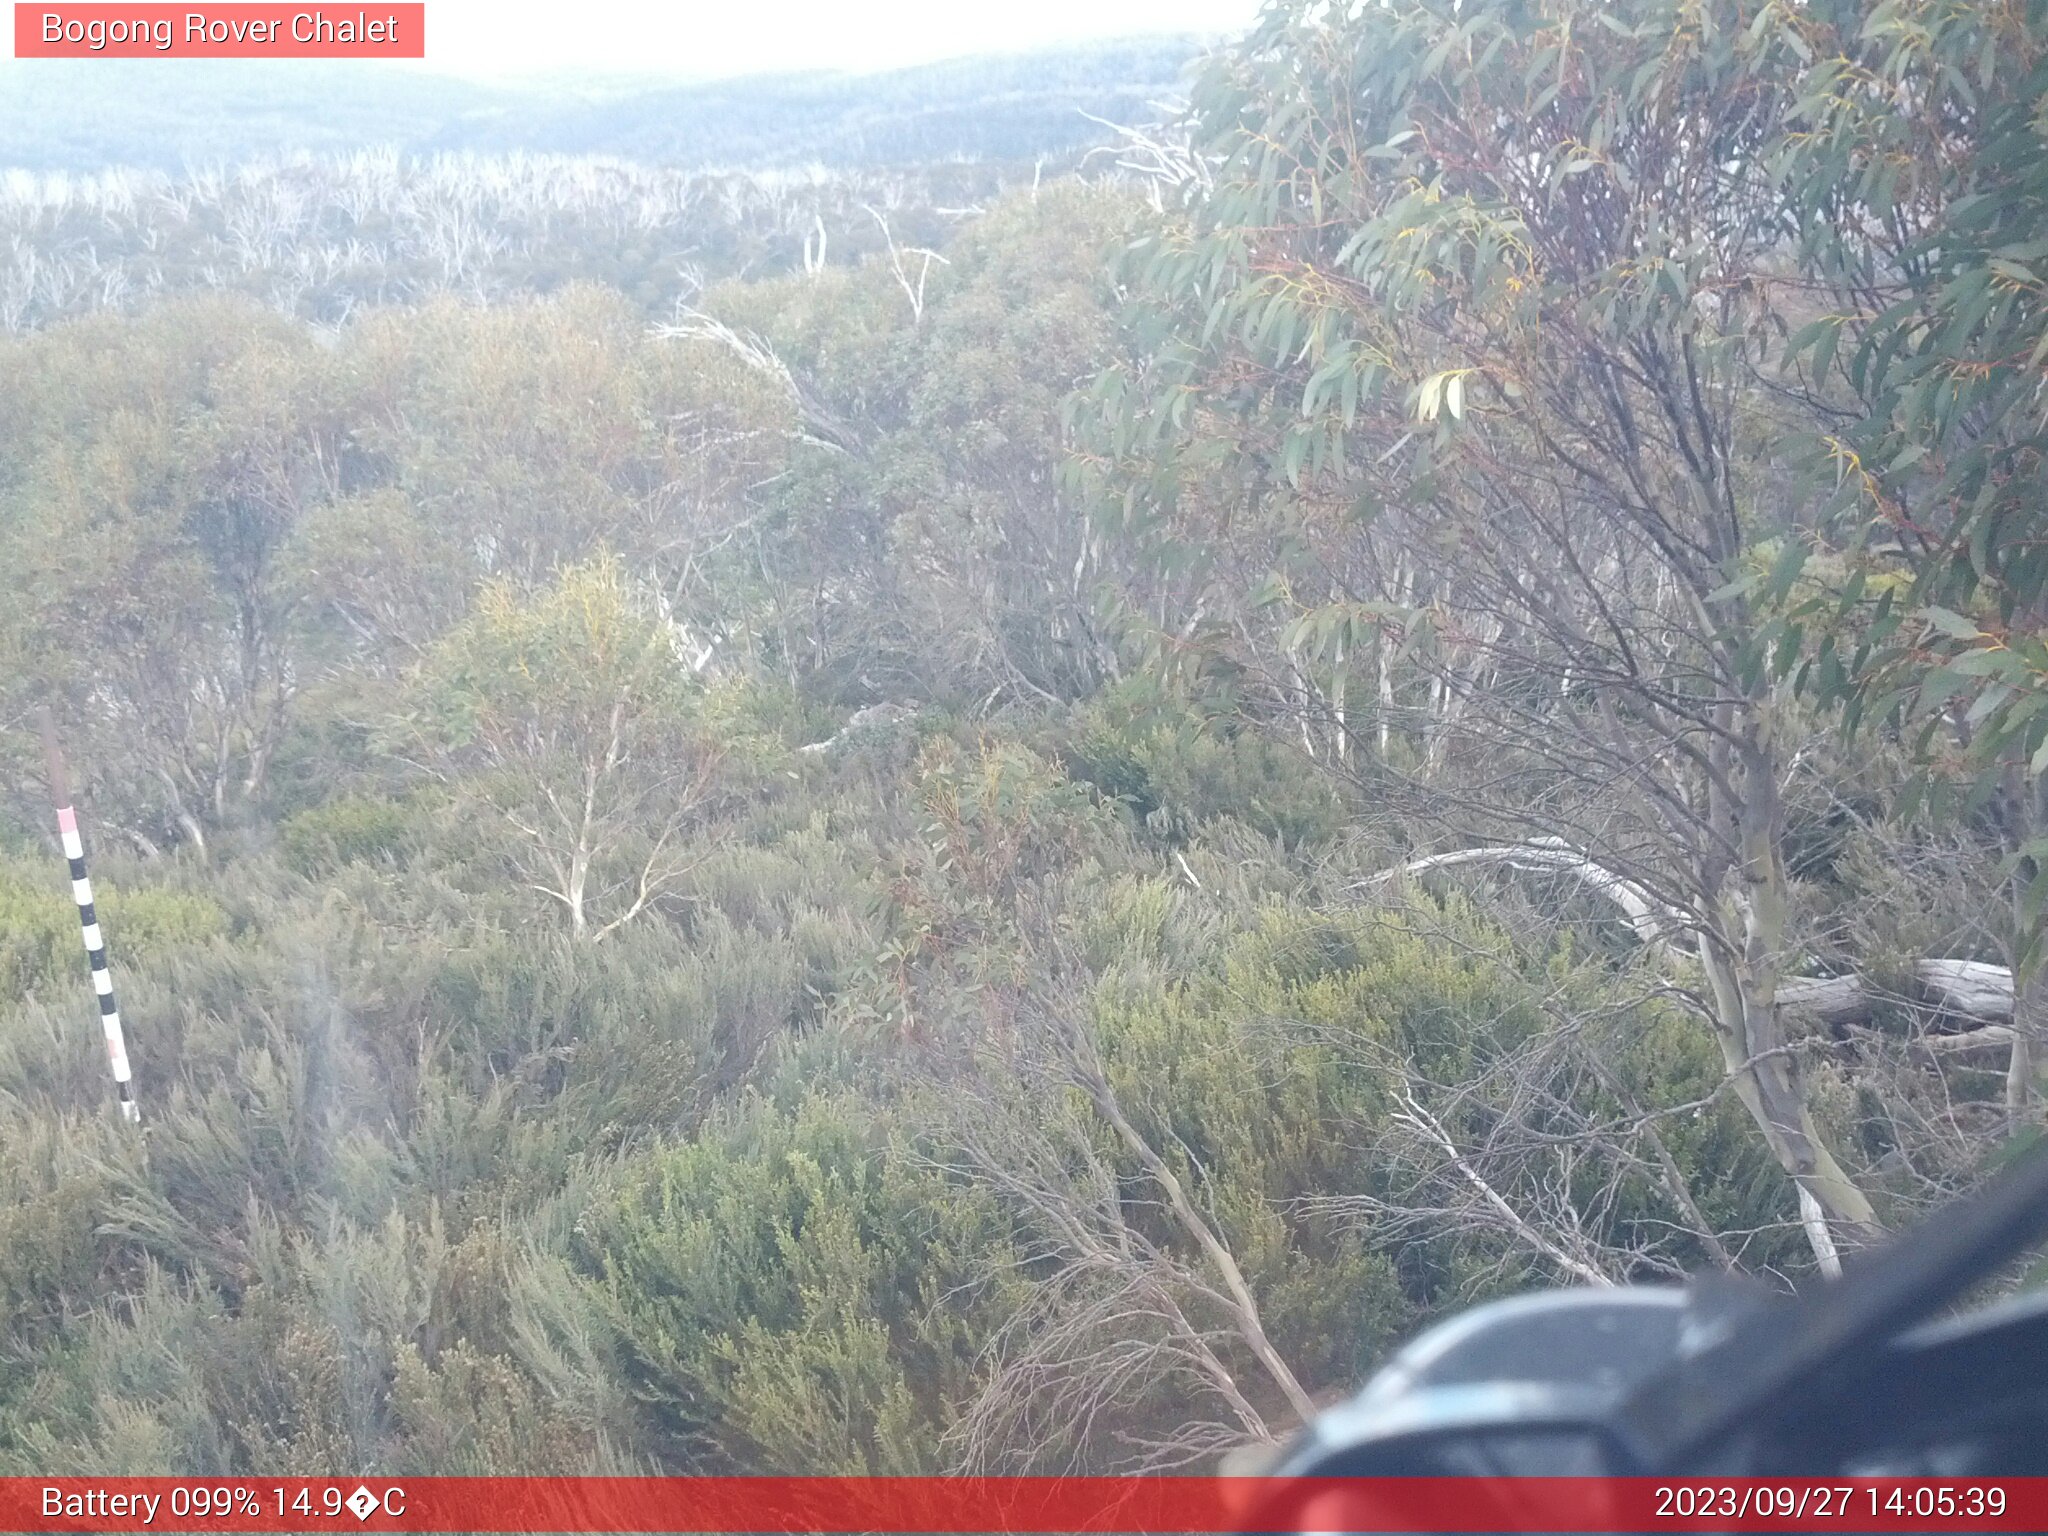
[0,38,1204,173]
[452,40,1204,166]
[0,61,513,170]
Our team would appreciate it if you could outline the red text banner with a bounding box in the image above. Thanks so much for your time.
[1,1477,2043,1533]
[14,5,424,58]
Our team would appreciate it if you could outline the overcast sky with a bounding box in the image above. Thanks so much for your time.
[415,0,1262,79]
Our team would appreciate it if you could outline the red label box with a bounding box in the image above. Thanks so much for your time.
[14,3,425,57]
[2,1477,2045,1534]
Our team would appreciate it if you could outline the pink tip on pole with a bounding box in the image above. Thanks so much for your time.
[56,806,78,834]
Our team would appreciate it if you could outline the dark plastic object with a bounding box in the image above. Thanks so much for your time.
[1264,1143,2048,1491]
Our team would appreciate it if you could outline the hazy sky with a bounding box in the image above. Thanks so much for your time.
[417,0,1262,79]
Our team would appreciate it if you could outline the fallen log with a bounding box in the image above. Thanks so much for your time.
[1778,961,2015,1029]
[1376,842,2016,1026]
[1367,837,1684,951]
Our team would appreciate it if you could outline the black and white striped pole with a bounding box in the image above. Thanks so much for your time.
[40,710,140,1124]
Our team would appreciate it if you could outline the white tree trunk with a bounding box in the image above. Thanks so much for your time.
[1370,840,1684,951]
[1776,961,2014,1027]
[1379,843,2016,1024]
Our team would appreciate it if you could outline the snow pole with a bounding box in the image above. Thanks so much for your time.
[39,709,140,1124]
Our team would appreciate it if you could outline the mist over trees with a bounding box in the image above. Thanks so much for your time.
[0,40,1206,174]
[3,0,2046,1477]
[0,155,1041,331]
